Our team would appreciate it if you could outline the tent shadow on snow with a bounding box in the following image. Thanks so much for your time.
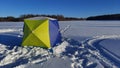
[0,34,22,49]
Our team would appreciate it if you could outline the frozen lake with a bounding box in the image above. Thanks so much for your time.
[0,21,120,68]
[60,21,120,40]
[1,21,120,38]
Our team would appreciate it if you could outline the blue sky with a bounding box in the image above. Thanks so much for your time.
[0,0,120,18]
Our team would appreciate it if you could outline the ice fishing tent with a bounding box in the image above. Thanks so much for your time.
[22,17,61,48]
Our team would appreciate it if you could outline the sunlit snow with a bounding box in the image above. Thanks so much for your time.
[0,21,120,68]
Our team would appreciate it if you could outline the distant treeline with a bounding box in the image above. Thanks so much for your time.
[0,14,84,22]
[1,14,120,22]
[87,14,120,20]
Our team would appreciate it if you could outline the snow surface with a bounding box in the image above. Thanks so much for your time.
[0,21,120,68]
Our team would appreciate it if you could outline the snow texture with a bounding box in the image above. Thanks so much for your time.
[0,21,120,68]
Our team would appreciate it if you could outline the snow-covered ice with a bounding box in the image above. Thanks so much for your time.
[0,21,120,68]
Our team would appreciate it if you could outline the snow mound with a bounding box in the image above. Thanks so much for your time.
[0,37,104,68]
[53,41,69,56]
[0,45,51,68]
